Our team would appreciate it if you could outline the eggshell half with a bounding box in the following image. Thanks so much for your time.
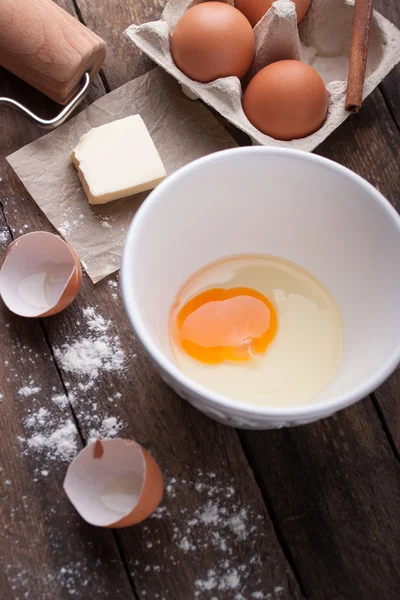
[63,439,164,528]
[0,232,82,318]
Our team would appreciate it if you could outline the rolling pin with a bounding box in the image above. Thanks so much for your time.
[0,0,106,127]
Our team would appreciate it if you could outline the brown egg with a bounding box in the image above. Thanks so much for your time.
[0,232,82,318]
[171,2,255,83]
[243,60,328,140]
[235,0,311,27]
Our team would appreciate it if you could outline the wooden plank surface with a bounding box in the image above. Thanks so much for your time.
[0,1,305,598]
[240,86,400,600]
[0,209,135,600]
[375,0,400,130]
[0,87,304,600]
[1,0,400,599]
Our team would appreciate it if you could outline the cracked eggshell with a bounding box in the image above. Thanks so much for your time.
[63,439,164,528]
[0,231,82,318]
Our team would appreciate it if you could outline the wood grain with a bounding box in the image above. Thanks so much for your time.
[239,400,400,600]
[0,211,135,600]
[0,99,304,600]
[76,0,165,90]
[0,0,106,104]
[0,2,304,599]
[375,0,400,131]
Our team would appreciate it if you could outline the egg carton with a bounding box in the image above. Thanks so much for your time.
[125,0,400,150]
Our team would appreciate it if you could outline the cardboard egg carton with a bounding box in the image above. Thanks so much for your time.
[125,0,400,150]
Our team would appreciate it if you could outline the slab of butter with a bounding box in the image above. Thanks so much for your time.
[70,115,167,205]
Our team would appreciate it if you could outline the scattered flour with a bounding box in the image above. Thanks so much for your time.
[24,417,78,462]
[18,383,41,397]
[107,278,119,300]
[0,229,9,244]
[54,306,125,388]
[5,558,127,599]
[129,472,277,598]
[195,567,240,592]
[59,220,72,237]
[88,416,124,443]
[25,407,49,427]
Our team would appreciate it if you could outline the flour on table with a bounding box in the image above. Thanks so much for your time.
[13,305,128,465]
[23,415,78,462]
[82,306,110,333]
[195,567,241,593]
[88,416,124,443]
[18,382,41,397]
[51,393,69,409]
[54,305,125,389]
[107,278,119,300]
[130,471,283,598]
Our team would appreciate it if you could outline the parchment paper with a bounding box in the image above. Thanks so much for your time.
[7,67,237,283]
[125,0,400,149]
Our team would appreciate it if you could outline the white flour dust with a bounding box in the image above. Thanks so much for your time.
[129,472,284,598]
[18,382,41,397]
[24,417,78,462]
[59,210,85,238]
[0,229,9,244]
[88,416,124,443]
[54,306,125,390]
[14,306,127,464]
[59,220,72,237]
[83,306,110,333]
[52,393,69,409]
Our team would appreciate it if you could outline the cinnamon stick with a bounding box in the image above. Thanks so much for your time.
[345,0,373,113]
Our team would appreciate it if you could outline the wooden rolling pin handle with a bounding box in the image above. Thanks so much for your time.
[0,0,106,105]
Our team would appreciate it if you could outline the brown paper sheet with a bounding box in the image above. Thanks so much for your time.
[7,67,237,283]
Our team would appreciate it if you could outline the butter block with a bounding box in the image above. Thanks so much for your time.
[70,115,167,205]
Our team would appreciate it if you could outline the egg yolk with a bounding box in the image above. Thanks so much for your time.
[175,287,277,364]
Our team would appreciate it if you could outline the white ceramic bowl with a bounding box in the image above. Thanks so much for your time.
[121,148,400,429]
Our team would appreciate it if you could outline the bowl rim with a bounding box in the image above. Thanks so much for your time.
[121,147,400,420]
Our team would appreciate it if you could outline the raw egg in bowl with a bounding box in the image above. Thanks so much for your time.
[121,148,400,430]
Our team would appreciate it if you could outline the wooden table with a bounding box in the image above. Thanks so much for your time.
[1,1,399,599]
